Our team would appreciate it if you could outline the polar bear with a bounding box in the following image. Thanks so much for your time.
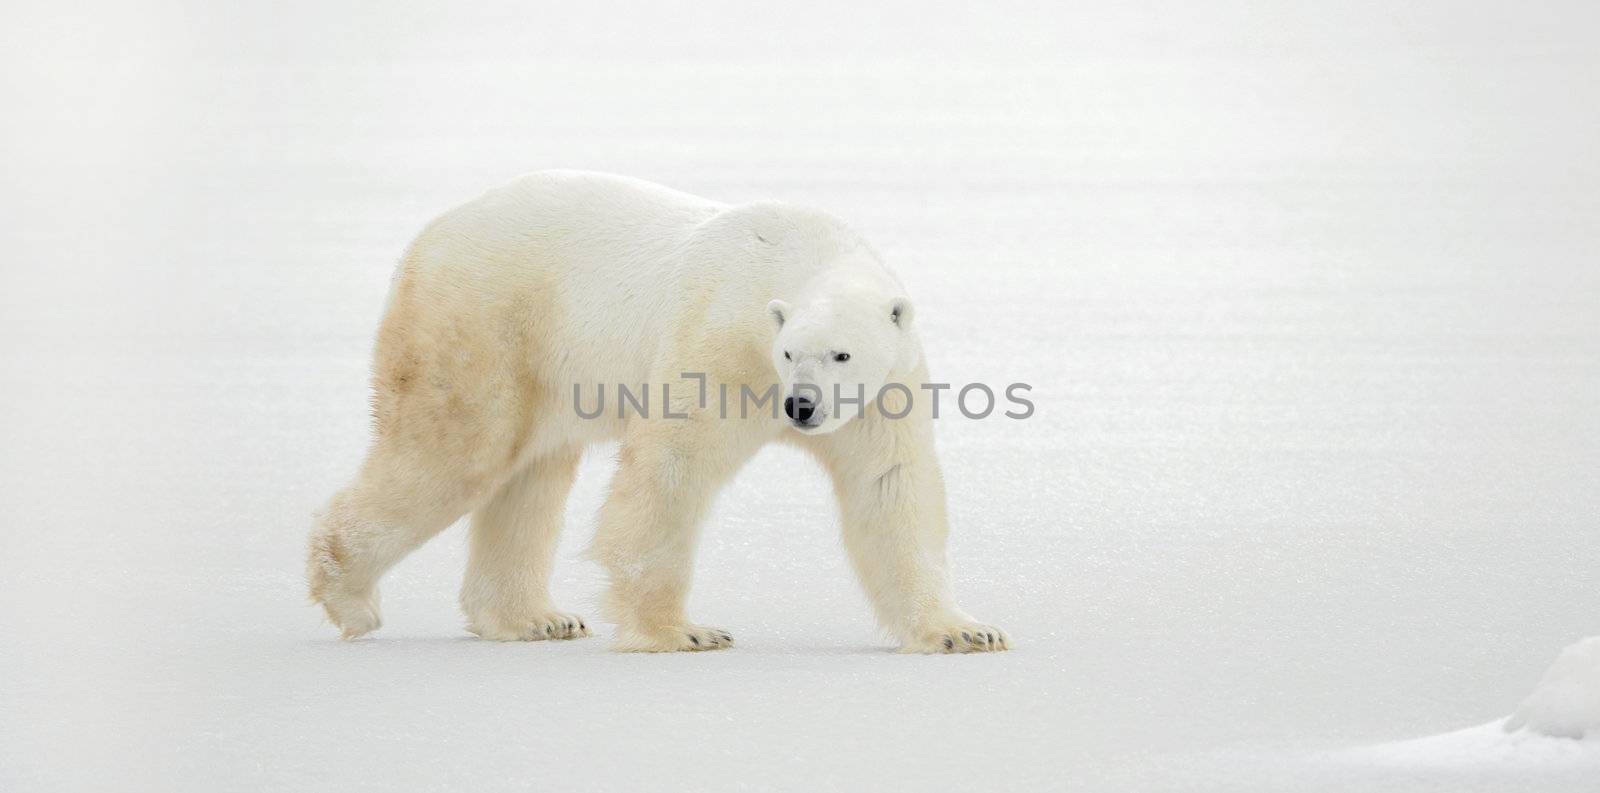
[307,170,1008,653]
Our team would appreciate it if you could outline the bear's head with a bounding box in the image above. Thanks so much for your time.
[766,287,917,435]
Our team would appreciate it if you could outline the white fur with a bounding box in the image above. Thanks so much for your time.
[306,170,1008,653]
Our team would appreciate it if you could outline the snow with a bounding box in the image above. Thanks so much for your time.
[2,1,1599,791]
[1313,637,1600,786]
[1507,637,1600,739]
[1338,720,1600,775]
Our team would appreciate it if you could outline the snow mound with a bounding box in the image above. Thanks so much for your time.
[1343,720,1600,773]
[1330,638,1600,780]
[1505,636,1600,739]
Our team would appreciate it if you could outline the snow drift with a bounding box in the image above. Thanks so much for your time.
[1506,636,1600,739]
[1331,637,1600,783]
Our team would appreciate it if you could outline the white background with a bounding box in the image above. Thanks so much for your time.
[2,2,1597,790]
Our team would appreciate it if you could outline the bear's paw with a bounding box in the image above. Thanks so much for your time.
[467,610,592,642]
[610,624,734,653]
[902,623,1010,654]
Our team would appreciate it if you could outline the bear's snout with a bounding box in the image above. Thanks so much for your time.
[784,395,817,425]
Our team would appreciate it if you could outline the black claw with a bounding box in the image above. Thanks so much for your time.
[961,632,972,643]
[689,634,700,646]
[943,637,955,650]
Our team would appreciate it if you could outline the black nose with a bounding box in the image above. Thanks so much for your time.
[784,396,816,423]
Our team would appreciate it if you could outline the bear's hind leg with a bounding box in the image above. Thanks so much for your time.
[460,448,591,641]
[307,454,480,639]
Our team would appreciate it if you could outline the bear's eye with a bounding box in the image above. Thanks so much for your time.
[834,352,850,362]
[784,351,791,361]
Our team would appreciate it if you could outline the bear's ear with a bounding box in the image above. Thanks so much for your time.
[889,298,915,331]
[767,299,792,329]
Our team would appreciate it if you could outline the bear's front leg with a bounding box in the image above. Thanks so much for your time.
[841,475,1012,655]
[590,418,763,652]
[808,415,1011,654]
